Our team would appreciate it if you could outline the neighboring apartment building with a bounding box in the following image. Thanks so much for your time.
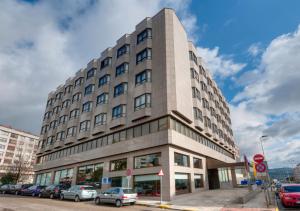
[34,8,239,200]
[0,125,39,183]
[293,164,300,182]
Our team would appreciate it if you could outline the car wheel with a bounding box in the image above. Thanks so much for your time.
[50,193,54,199]
[115,199,122,207]
[38,193,42,198]
[32,193,36,197]
[95,197,101,205]
[75,195,80,202]
[130,202,136,205]
[15,191,19,195]
[60,194,64,200]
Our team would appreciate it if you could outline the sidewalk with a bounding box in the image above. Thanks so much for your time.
[136,188,277,211]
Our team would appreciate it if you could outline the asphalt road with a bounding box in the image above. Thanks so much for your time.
[276,197,300,211]
[0,194,161,211]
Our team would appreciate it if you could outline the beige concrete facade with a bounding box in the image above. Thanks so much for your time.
[34,8,239,200]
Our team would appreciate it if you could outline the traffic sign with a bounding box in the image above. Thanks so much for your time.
[253,154,264,163]
[158,169,164,176]
[126,169,133,176]
[255,162,266,173]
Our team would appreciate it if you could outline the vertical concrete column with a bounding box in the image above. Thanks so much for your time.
[167,146,175,201]
[190,156,195,193]
[127,155,134,188]
[71,167,77,185]
[101,161,110,190]
[50,170,55,184]
[231,167,238,188]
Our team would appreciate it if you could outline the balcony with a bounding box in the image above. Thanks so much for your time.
[44,145,53,152]
[132,107,151,122]
[77,130,90,140]
[65,136,76,145]
[53,140,64,149]
[110,117,126,129]
[92,124,106,135]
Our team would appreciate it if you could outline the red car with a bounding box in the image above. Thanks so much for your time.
[279,184,300,207]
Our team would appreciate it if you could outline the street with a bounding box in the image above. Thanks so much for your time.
[0,194,161,211]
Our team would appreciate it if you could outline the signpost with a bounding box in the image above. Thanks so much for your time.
[158,169,164,205]
[255,162,266,173]
[253,154,264,163]
[126,169,132,189]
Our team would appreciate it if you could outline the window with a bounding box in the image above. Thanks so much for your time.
[44,111,52,120]
[56,92,63,100]
[135,69,151,85]
[98,74,110,87]
[96,93,108,105]
[56,131,65,141]
[84,84,95,96]
[112,104,126,119]
[134,174,160,197]
[114,83,128,97]
[41,125,48,134]
[69,109,80,119]
[117,44,129,58]
[53,106,60,114]
[193,158,203,169]
[192,87,201,101]
[74,77,83,87]
[134,93,151,111]
[72,92,82,103]
[46,136,54,145]
[218,168,230,183]
[77,163,103,187]
[65,85,72,94]
[0,137,7,143]
[200,81,207,92]
[212,124,218,134]
[59,115,68,125]
[136,48,152,64]
[49,120,58,129]
[62,100,70,108]
[47,98,53,107]
[189,51,197,64]
[204,116,211,129]
[115,63,129,77]
[82,101,93,113]
[190,68,199,81]
[137,28,152,44]
[175,173,190,195]
[110,158,127,171]
[193,107,203,122]
[95,113,107,126]
[202,98,209,110]
[174,152,189,167]
[66,127,77,137]
[100,57,112,69]
[86,68,95,79]
[135,153,161,169]
[194,174,204,188]
[79,120,91,132]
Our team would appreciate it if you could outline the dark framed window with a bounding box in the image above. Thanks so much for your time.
[193,158,203,169]
[192,87,201,101]
[112,104,126,119]
[79,120,91,132]
[84,84,95,96]
[98,74,110,87]
[174,152,189,167]
[74,77,84,87]
[136,48,152,64]
[117,44,130,58]
[82,101,93,113]
[56,131,65,141]
[115,63,129,77]
[134,153,161,169]
[96,93,108,105]
[100,57,112,69]
[72,92,82,102]
[62,100,71,108]
[134,93,151,111]
[194,174,204,188]
[193,107,203,122]
[114,83,128,97]
[86,68,96,79]
[66,126,76,137]
[110,158,127,171]
[189,51,197,64]
[135,69,151,85]
[137,28,152,44]
[94,113,107,126]
[65,85,72,94]
[69,109,79,119]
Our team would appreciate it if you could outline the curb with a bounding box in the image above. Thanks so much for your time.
[136,202,199,211]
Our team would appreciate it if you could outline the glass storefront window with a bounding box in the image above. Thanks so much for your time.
[194,174,204,188]
[111,176,127,187]
[174,152,189,167]
[193,158,203,169]
[36,172,52,185]
[76,163,103,188]
[110,158,127,171]
[54,168,73,185]
[175,173,190,195]
[134,153,161,169]
[134,174,160,197]
[218,168,230,183]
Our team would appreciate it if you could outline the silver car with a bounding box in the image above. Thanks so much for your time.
[60,185,97,202]
[95,187,137,207]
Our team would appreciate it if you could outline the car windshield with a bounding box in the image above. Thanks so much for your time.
[46,185,55,190]
[284,186,300,192]
[123,189,135,194]
[82,186,95,190]
[28,186,37,190]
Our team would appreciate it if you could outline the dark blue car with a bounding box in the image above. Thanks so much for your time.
[20,185,47,196]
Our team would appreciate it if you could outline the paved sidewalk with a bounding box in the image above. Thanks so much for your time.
[136,188,277,211]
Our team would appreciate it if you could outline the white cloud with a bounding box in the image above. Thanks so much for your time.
[247,42,263,57]
[197,46,246,78]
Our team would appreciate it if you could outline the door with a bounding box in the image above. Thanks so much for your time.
[101,188,112,203]
[208,169,220,189]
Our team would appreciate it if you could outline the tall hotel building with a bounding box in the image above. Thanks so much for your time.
[35,9,239,200]
[0,125,39,183]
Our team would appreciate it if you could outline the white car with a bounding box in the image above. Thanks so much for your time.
[60,185,97,202]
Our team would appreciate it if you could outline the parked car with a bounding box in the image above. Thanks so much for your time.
[39,184,71,199]
[95,187,137,207]
[13,184,33,195]
[279,184,300,208]
[60,185,97,202]
[0,184,15,194]
[20,185,47,196]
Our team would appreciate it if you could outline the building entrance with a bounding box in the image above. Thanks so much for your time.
[208,169,220,189]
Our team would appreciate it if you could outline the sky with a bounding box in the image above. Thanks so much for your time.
[0,0,300,168]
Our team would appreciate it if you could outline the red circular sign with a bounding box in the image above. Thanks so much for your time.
[255,163,266,173]
[253,154,264,163]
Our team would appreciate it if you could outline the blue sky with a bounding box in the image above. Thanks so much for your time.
[1,0,300,168]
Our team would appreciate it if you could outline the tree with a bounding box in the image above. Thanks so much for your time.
[0,172,16,184]
[9,150,33,183]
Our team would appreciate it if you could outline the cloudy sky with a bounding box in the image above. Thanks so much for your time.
[1,0,300,168]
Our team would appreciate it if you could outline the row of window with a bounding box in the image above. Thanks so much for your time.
[174,152,203,169]
[37,117,169,162]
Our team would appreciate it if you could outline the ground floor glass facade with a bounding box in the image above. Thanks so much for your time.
[134,174,160,197]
